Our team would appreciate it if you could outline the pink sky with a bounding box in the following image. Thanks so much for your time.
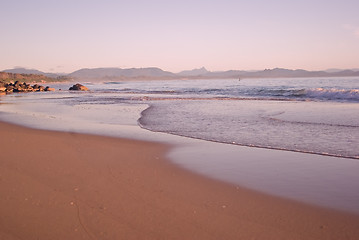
[1,0,359,73]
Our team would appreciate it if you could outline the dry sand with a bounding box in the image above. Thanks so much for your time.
[0,121,358,240]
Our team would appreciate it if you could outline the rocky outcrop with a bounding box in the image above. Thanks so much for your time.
[0,80,54,93]
[69,83,89,91]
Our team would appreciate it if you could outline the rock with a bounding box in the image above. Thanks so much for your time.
[25,86,34,92]
[5,85,14,93]
[32,84,45,91]
[45,86,55,91]
[14,81,21,87]
[69,83,89,91]
[1,81,52,94]
[12,87,21,93]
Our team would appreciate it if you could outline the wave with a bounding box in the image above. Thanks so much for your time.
[304,88,359,101]
[104,81,123,84]
[99,81,359,102]
[241,88,359,102]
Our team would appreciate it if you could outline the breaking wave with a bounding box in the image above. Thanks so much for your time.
[304,88,359,101]
[237,88,359,102]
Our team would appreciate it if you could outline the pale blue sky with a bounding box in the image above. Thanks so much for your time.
[1,0,358,73]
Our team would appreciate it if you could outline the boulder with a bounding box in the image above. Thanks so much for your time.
[5,85,14,93]
[12,87,22,93]
[14,81,21,87]
[45,86,55,91]
[69,83,89,91]
[32,84,45,91]
[37,86,45,92]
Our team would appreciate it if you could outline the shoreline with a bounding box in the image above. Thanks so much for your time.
[1,120,359,239]
[1,93,359,213]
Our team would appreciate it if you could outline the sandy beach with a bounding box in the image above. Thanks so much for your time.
[1,121,359,240]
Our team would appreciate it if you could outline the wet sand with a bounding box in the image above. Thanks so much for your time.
[0,121,358,239]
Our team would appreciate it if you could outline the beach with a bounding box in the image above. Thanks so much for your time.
[2,0,359,237]
[1,120,359,240]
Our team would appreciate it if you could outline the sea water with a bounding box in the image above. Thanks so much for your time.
[95,77,359,159]
[1,77,359,213]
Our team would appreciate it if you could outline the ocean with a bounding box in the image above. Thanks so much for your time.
[98,77,358,159]
[1,76,359,213]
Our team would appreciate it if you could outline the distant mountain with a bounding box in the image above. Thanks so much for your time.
[69,67,177,80]
[200,68,359,79]
[3,68,62,78]
[68,67,359,80]
[238,68,329,78]
[2,67,359,81]
[177,67,210,76]
[203,70,245,78]
[329,69,359,77]
[325,68,359,73]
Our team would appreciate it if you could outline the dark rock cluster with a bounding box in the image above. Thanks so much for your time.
[0,80,55,94]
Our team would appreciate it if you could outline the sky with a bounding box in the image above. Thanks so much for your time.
[1,0,359,73]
